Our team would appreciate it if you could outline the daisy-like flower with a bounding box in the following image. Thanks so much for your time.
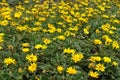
[71,53,84,63]
[89,71,99,78]
[26,54,37,62]
[93,39,102,45]
[103,57,111,63]
[28,63,37,73]
[66,67,77,75]
[57,65,64,73]
[4,57,16,65]
[95,63,105,72]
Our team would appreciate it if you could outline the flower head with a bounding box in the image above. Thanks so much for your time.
[112,41,119,49]
[90,56,102,62]
[4,57,16,65]
[57,65,64,73]
[1,20,8,26]
[28,63,37,73]
[67,67,77,75]
[57,35,66,40]
[63,48,75,54]
[112,61,118,66]
[95,63,105,72]
[83,28,89,34]
[35,44,42,49]
[71,53,84,63]
[14,12,22,18]
[95,29,100,34]
[89,71,99,78]
[103,57,111,63]
[88,63,96,69]
[22,48,30,52]
[94,39,102,45]
[22,43,30,47]
[26,54,37,62]
[43,38,51,45]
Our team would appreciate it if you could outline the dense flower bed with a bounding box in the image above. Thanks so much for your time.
[0,0,120,80]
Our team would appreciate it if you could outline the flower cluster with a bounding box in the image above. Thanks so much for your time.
[0,0,120,80]
[88,56,118,78]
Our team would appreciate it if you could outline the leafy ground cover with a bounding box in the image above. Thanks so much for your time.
[0,0,120,80]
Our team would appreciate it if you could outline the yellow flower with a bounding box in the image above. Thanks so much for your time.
[71,54,84,63]
[48,28,56,33]
[18,67,23,73]
[90,56,102,62]
[68,26,78,31]
[14,12,22,18]
[1,20,8,26]
[48,24,56,33]
[105,38,112,45]
[56,28,62,33]
[112,41,119,49]
[35,76,40,80]
[113,19,119,24]
[111,26,116,30]
[28,63,37,73]
[66,67,77,75]
[112,61,118,66]
[103,57,111,63]
[34,21,41,26]
[16,25,28,31]
[95,63,105,72]
[98,6,105,11]
[35,44,42,49]
[0,37,4,43]
[95,29,100,34]
[101,23,110,32]
[24,0,29,4]
[57,66,64,73]
[42,29,48,33]
[32,8,38,14]
[0,33,5,36]
[109,30,114,34]
[41,45,47,49]
[35,44,47,50]
[22,48,30,52]
[39,17,46,21]
[88,63,96,69]
[2,0,7,2]
[32,27,41,31]
[24,17,29,21]
[95,56,102,62]
[64,30,71,37]
[57,35,66,40]
[94,39,102,45]
[83,28,89,34]
[102,15,109,18]
[48,24,54,29]
[26,54,37,62]
[43,38,51,45]
[102,35,109,39]
[89,71,99,78]
[22,43,29,47]
[63,48,75,54]
[57,22,63,25]
[4,57,16,65]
